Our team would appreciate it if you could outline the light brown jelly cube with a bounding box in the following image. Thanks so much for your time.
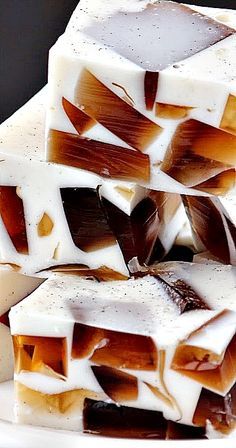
[13,335,67,378]
[72,323,157,370]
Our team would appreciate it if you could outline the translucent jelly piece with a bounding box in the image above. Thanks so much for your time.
[13,335,67,378]
[155,103,192,119]
[162,120,236,188]
[92,366,138,402]
[49,129,150,182]
[132,191,181,265]
[193,384,236,434]
[195,169,236,195]
[83,399,168,438]
[144,72,159,111]
[75,69,162,152]
[102,198,140,266]
[37,213,54,237]
[72,323,157,370]
[62,97,96,134]
[60,188,116,252]
[183,196,231,264]
[172,312,236,393]
[0,186,28,254]
[83,1,234,71]
[40,264,128,281]
[220,94,236,136]
[167,421,206,439]
[102,191,180,266]
[16,382,102,416]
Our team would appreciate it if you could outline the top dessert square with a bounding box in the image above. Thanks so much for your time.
[80,0,234,71]
[47,1,236,196]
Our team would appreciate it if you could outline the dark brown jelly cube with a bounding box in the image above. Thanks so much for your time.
[60,188,116,252]
[166,421,206,439]
[83,399,167,438]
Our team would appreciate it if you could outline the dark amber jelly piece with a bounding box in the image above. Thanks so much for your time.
[92,366,138,402]
[49,129,150,182]
[75,69,162,152]
[0,186,28,254]
[60,188,116,252]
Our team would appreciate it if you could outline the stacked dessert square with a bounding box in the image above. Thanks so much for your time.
[0,0,236,440]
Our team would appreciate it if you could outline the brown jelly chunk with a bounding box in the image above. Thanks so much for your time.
[172,312,236,393]
[75,69,162,152]
[62,97,96,134]
[72,323,157,371]
[83,1,234,71]
[195,169,236,195]
[102,191,180,267]
[220,94,236,136]
[144,72,159,111]
[183,196,231,264]
[102,198,138,266]
[162,120,236,188]
[48,129,150,182]
[155,103,192,119]
[91,366,138,402]
[0,186,28,254]
[83,399,168,438]
[60,188,116,252]
[13,335,67,378]
[193,384,236,434]
[155,275,209,313]
[166,421,206,439]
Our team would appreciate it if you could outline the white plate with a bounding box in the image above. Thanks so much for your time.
[0,381,235,448]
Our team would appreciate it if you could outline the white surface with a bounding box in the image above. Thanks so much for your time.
[0,381,235,448]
